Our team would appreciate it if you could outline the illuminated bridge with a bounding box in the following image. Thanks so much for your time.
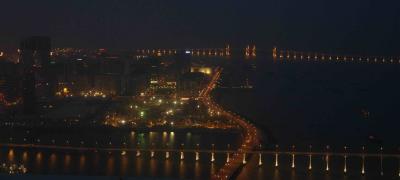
[135,44,258,59]
[272,46,400,64]
[135,45,231,57]
[135,45,400,65]
[1,143,400,179]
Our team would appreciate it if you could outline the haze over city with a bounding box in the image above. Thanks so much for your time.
[0,1,399,180]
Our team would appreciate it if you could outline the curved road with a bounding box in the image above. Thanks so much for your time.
[200,67,262,180]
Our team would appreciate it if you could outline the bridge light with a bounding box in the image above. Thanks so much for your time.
[344,146,347,173]
[272,47,277,59]
[136,143,141,157]
[166,151,170,159]
[150,143,155,158]
[196,144,200,161]
[291,145,295,168]
[275,145,279,167]
[180,143,184,160]
[308,145,312,170]
[326,145,330,172]
[251,45,256,57]
[245,45,250,57]
[211,144,215,162]
[362,146,365,175]
[380,147,384,176]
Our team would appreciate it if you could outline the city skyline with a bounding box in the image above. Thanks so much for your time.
[1,1,400,180]
[0,0,399,55]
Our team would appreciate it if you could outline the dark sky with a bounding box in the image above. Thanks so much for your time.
[1,0,399,55]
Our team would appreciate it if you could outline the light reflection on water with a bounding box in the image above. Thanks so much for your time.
[0,131,239,179]
[106,156,114,176]
[22,151,28,163]
[1,130,397,180]
[136,156,143,176]
[120,153,128,175]
[35,152,42,172]
[7,149,14,162]
[162,131,168,146]
[79,154,85,172]
[179,161,185,179]
[63,154,71,173]
[149,158,157,177]
[49,153,57,171]
[164,159,172,177]
[195,161,201,179]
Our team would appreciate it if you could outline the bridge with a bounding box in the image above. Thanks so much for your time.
[1,143,399,178]
[135,44,258,58]
[135,45,231,57]
[135,45,400,64]
[273,46,400,64]
[136,44,400,64]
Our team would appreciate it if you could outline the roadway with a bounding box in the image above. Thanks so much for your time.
[199,67,262,180]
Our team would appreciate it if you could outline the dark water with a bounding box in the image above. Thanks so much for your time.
[216,57,400,150]
[213,56,400,179]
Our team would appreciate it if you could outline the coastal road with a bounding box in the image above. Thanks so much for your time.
[199,67,262,180]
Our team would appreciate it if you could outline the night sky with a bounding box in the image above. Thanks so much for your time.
[1,0,399,54]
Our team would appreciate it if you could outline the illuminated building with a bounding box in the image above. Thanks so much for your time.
[174,50,191,76]
[20,36,51,114]
[190,66,212,75]
[0,61,20,110]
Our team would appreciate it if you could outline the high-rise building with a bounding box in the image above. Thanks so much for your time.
[20,36,51,114]
[174,50,191,76]
[0,61,20,110]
